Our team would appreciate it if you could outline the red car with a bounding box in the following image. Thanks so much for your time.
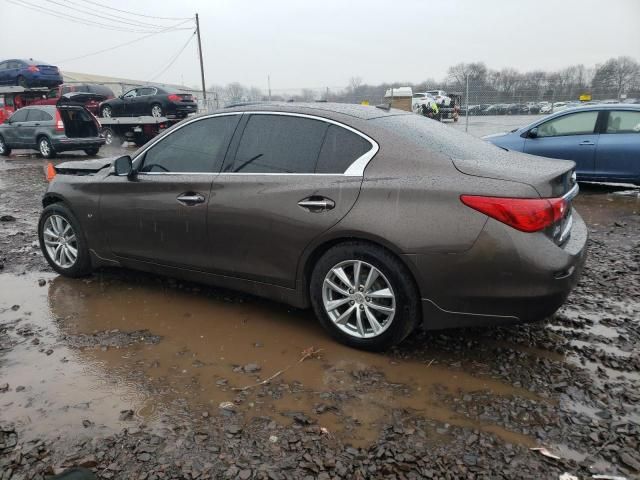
[32,83,114,115]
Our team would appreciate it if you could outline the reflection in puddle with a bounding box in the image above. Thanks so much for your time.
[2,272,547,447]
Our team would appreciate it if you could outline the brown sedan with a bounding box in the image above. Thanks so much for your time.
[38,103,587,350]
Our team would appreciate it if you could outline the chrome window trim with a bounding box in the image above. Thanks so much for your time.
[132,110,379,177]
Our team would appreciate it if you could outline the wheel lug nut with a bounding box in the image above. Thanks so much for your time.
[350,300,355,305]
[359,305,364,310]
[348,289,354,294]
[366,297,371,302]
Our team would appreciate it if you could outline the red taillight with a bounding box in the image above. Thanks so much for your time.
[460,195,567,233]
[27,65,40,73]
[167,94,181,102]
[54,110,64,132]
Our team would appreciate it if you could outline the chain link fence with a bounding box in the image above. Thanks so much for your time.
[61,77,640,137]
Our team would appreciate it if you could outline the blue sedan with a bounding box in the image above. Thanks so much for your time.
[486,104,640,185]
[0,59,63,88]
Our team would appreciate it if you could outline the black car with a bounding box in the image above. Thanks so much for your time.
[99,86,197,119]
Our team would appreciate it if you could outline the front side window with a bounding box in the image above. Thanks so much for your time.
[316,125,372,174]
[123,89,138,99]
[231,115,327,173]
[606,111,640,134]
[140,115,240,173]
[537,111,598,137]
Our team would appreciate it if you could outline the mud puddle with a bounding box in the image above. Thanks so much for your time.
[574,184,639,225]
[0,271,552,449]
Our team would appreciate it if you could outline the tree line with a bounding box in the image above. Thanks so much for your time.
[205,56,640,106]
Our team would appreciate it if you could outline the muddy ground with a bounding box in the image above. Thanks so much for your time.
[1,135,639,479]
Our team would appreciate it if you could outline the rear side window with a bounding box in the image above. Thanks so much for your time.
[26,109,49,121]
[140,115,240,173]
[231,115,327,173]
[537,111,598,137]
[316,125,372,173]
[606,111,640,134]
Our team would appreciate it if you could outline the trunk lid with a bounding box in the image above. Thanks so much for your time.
[37,65,59,75]
[452,150,576,198]
[57,92,107,107]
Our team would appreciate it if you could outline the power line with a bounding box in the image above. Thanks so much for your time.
[57,0,170,29]
[148,31,196,82]
[76,0,191,21]
[55,20,193,64]
[8,0,168,33]
[44,0,173,30]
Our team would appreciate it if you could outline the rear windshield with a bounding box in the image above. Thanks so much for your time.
[372,114,503,160]
[87,85,114,97]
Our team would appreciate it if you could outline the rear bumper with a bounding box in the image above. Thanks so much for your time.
[168,103,198,117]
[51,137,106,151]
[405,209,588,330]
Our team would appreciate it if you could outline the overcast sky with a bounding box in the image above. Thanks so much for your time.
[1,0,639,92]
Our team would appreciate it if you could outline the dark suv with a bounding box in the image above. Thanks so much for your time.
[0,101,105,158]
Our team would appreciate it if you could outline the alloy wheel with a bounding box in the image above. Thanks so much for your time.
[322,260,396,339]
[42,215,78,269]
[39,139,50,157]
[151,105,163,117]
[0,138,6,154]
[102,107,112,118]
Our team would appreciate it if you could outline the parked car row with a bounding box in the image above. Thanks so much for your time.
[465,99,640,116]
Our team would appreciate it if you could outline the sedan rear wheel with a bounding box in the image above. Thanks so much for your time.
[151,104,163,118]
[17,75,28,88]
[38,204,91,277]
[310,242,420,350]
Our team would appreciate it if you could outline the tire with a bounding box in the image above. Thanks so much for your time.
[38,203,92,277]
[150,104,163,118]
[101,126,120,146]
[133,135,148,147]
[16,75,28,88]
[84,148,99,156]
[310,242,420,351]
[101,105,113,118]
[0,135,11,156]
[38,136,56,159]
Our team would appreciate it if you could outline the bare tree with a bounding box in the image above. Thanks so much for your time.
[593,56,640,99]
[224,82,246,104]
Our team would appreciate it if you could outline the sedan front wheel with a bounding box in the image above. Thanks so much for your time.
[38,204,92,277]
[310,242,420,350]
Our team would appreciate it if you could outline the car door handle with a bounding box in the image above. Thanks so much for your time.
[298,196,335,212]
[177,193,205,205]
[579,140,595,146]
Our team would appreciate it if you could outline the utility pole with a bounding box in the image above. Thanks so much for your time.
[268,75,271,101]
[195,13,206,102]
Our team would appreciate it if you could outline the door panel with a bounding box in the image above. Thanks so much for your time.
[594,111,640,182]
[100,174,214,268]
[206,174,362,287]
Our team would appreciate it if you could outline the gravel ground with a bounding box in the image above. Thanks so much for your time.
[1,141,639,479]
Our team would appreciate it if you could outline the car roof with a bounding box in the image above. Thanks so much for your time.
[551,103,640,114]
[220,102,411,120]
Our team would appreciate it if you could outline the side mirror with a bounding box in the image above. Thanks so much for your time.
[113,155,134,177]
[528,127,538,139]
